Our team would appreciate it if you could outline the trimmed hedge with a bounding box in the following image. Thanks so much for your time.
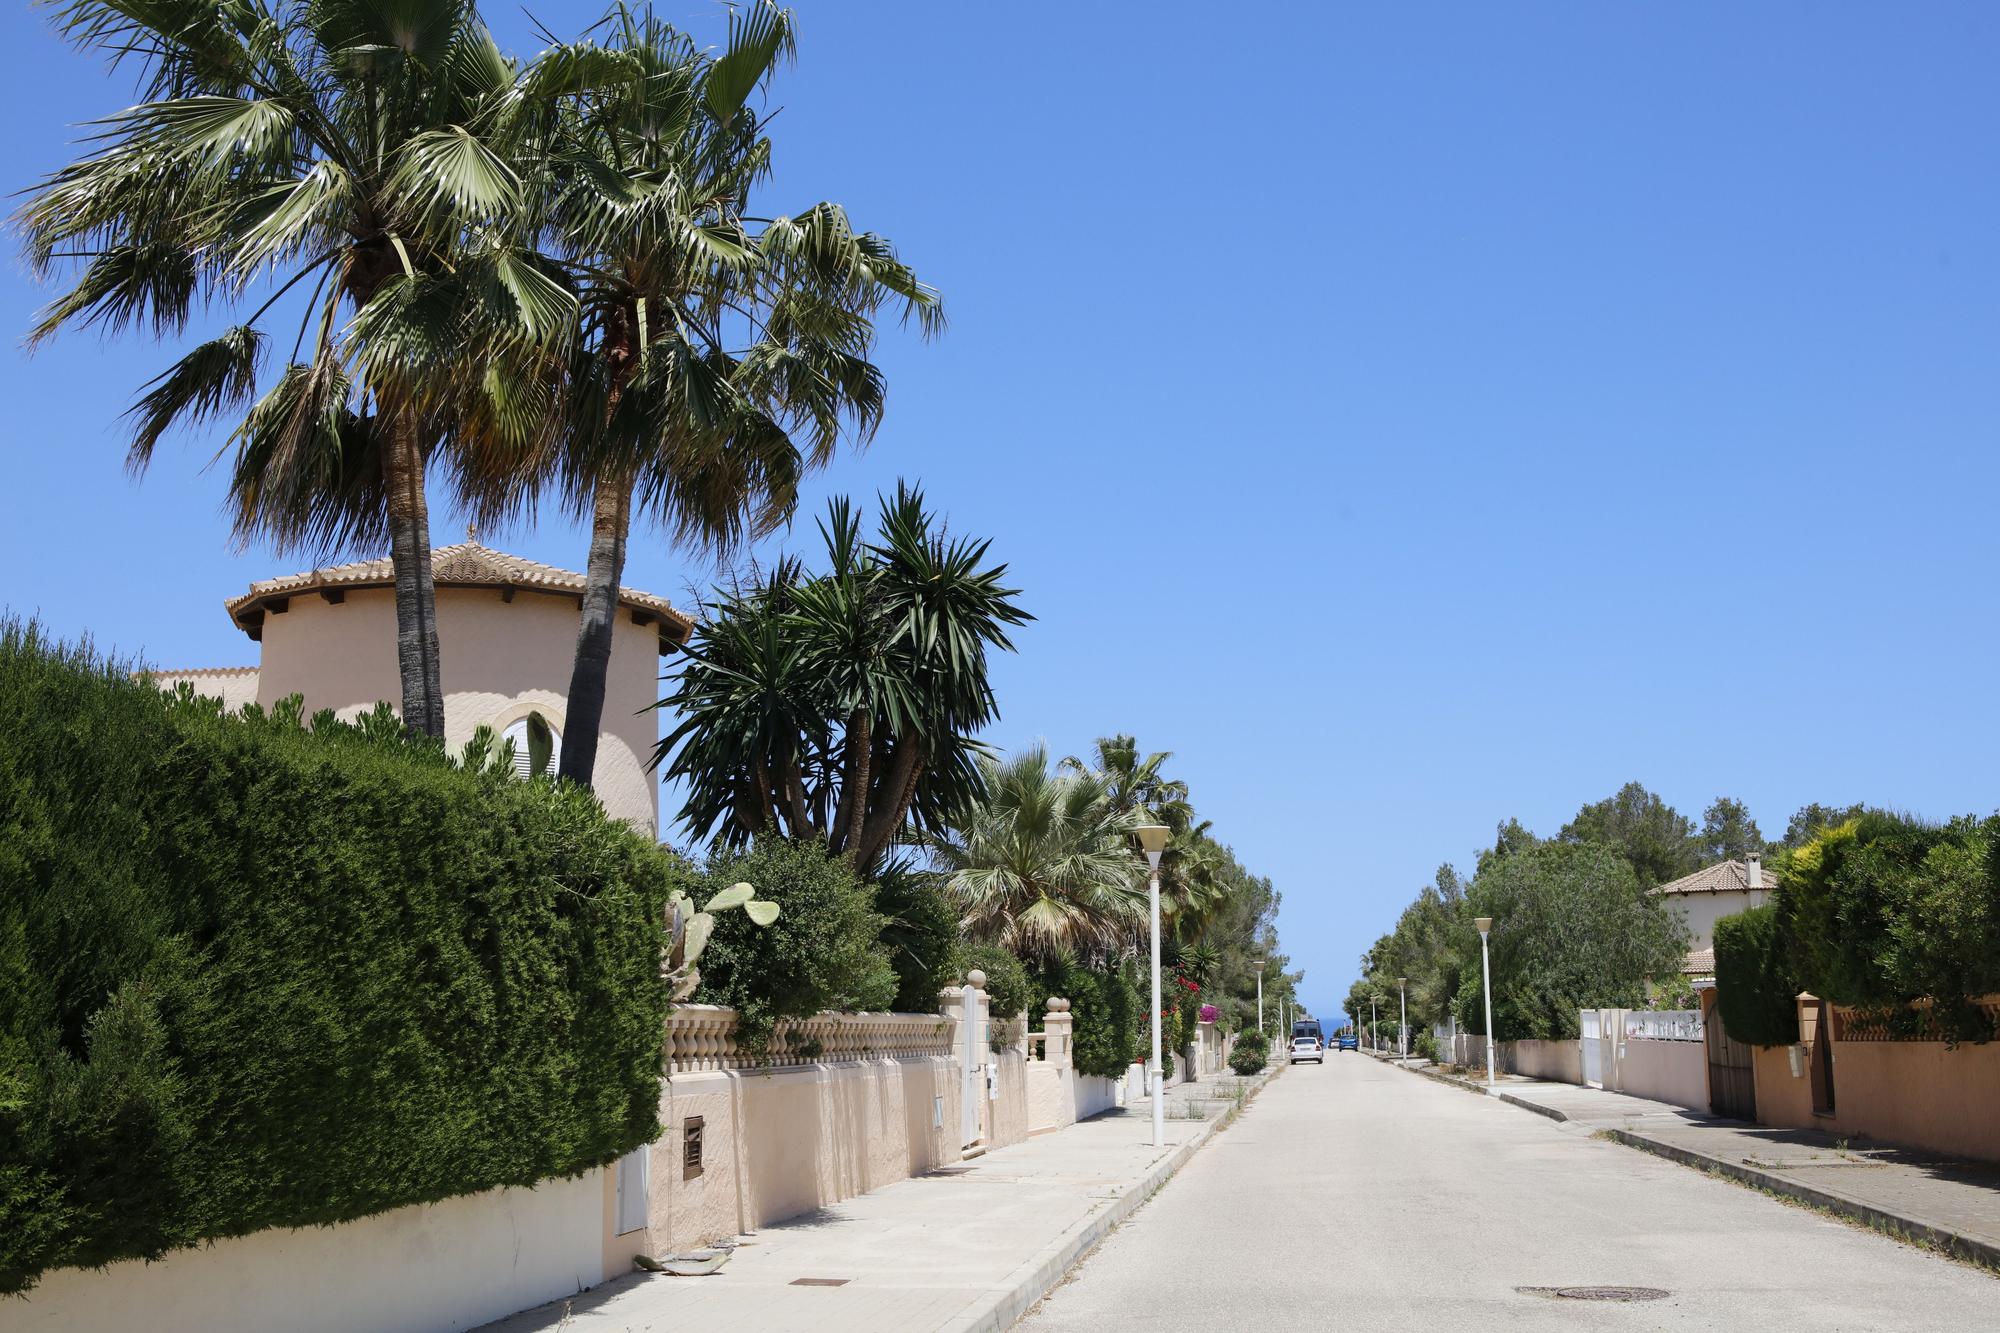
[1713,904,1798,1047]
[0,625,678,1293]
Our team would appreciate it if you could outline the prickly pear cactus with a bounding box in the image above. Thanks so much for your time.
[663,881,780,1000]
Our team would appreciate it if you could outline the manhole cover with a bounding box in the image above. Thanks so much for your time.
[1517,1286,1669,1302]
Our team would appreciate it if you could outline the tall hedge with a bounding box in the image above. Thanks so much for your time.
[1713,905,1799,1047]
[1780,812,2000,1042]
[0,625,677,1293]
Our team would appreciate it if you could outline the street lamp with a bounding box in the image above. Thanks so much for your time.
[1135,823,1170,1147]
[1475,916,1495,1091]
[1370,992,1378,1050]
[1254,959,1266,1037]
[1398,976,1412,1059]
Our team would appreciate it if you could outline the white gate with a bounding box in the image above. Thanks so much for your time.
[1580,1009,1605,1087]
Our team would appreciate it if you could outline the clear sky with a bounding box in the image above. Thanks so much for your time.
[5,3,1998,1022]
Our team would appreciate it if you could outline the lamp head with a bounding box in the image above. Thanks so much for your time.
[1474,916,1493,936]
[1133,823,1169,871]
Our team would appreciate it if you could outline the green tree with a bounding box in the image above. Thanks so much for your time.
[931,747,1144,964]
[1781,802,1868,849]
[1558,782,1699,887]
[1700,796,1764,863]
[21,0,552,738]
[1454,841,1688,1040]
[506,4,940,789]
[655,485,1029,870]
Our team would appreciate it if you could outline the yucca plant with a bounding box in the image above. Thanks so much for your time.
[19,0,566,737]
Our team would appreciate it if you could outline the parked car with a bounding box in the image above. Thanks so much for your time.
[1289,1036,1324,1065]
[1336,1033,1359,1052]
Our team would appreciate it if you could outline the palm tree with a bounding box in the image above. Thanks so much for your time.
[491,3,939,789]
[932,747,1146,965]
[20,0,552,737]
[1064,735,1193,831]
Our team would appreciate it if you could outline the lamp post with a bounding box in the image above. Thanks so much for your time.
[1135,823,1170,1147]
[1255,959,1266,1038]
[1370,992,1377,1051]
[1475,916,1495,1091]
[1398,976,1408,1060]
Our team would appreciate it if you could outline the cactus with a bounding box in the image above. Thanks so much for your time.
[663,881,779,1000]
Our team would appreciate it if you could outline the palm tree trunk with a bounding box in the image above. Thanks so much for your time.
[384,407,444,738]
[855,739,925,872]
[829,705,871,856]
[558,474,631,788]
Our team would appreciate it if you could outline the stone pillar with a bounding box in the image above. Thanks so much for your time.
[1198,1016,1217,1076]
[1042,997,1074,1072]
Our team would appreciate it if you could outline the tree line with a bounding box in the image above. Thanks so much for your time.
[1347,782,1879,1048]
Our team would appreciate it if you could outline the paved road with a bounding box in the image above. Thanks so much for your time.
[1017,1051,1999,1330]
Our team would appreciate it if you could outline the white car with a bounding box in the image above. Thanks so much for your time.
[1289,1036,1324,1064]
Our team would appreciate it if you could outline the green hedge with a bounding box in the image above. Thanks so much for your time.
[0,625,677,1293]
[1712,905,1798,1047]
[1781,812,2000,1043]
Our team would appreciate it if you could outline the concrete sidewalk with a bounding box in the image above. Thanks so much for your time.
[1388,1056,2000,1271]
[476,1068,1277,1333]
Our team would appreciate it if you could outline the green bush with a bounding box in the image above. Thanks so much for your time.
[1781,813,2000,1043]
[1414,1030,1439,1062]
[956,943,1031,1024]
[1024,958,1140,1079]
[0,624,676,1294]
[1235,1027,1269,1054]
[1713,904,1799,1047]
[871,861,963,1013]
[1228,1042,1267,1076]
[692,839,897,1055]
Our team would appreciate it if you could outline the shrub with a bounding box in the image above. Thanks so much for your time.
[1228,1042,1267,1076]
[1026,958,1140,1079]
[1781,812,2000,1042]
[1712,905,1798,1047]
[958,943,1031,1022]
[1236,1027,1269,1054]
[1414,1030,1439,1062]
[0,624,676,1294]
[692,839,897,1055]
[871,861,963,1013]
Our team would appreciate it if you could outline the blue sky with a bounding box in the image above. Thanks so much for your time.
[4,3,1998,1021]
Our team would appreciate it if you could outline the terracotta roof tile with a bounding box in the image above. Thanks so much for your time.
[1681,948,1717,975]
[223,542,692,649]
[1652,858,1775,897]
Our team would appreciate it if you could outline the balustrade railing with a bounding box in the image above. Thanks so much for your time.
[666,1004,955,1074]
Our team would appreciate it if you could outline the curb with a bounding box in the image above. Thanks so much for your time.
[1496,1091,1568,1123]
[940,1065,1279,1333]
[1602,1128,2000,1273]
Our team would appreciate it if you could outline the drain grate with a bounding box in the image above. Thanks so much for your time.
[1518,1286,1669,1303]
[790,1278,850,1287]
[924,1167,975,1177]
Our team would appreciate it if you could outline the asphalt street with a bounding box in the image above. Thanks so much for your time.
[1016,1049,2000,1330]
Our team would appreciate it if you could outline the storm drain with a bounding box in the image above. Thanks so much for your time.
[1517,1286,1669,1302]
[790,1278,850,1287]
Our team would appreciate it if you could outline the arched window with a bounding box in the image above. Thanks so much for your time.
[500,713,561,780]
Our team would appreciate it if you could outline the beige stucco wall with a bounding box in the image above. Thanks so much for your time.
[149,666,260,713]
[1608,1033,1708,1109]
[1664,888,1771,954]
[1751,1025,2000,1163]
[8,1169,616,1333]
[650,1057,965,1253]
[1500,1038,1585,1084]
[250,586,659,831]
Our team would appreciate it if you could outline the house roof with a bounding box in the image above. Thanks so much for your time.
[223,541,694,653]
[1681,948,1716,976]
[1652,858,1775,897]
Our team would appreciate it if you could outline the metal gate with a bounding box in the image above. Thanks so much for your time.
[1581,1009,1605,1087]
[1704,1003,1757,1121]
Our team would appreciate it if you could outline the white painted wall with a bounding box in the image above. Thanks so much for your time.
[8,1171,611,1333]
